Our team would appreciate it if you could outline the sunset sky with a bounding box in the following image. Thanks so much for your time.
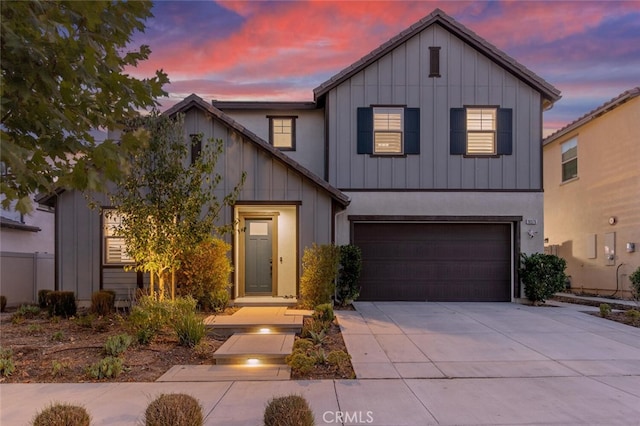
[130,0,640,135]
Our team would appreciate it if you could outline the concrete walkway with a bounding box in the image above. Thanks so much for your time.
[2,302,640,425]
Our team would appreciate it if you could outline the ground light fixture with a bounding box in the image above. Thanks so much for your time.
[259,328,271,334]
[246,358,260,366]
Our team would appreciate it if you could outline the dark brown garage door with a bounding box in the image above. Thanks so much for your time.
[353,222,511,301]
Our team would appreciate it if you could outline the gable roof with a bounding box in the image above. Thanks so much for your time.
[543,87,640,145]
[165,94,350,207]
[313,8,561,107]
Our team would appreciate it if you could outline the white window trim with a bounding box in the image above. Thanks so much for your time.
[561,137,578,182]
[466,107,496,155]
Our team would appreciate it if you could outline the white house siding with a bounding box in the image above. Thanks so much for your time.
[326,23,543,191]
[210,108,326,178]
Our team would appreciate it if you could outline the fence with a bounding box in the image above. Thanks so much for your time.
[0,252,54,307]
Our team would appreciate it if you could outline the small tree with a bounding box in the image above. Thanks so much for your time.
[519,253,568,304]
[336,244,362,306]
[109,112,245,300]
[299,244,340,309]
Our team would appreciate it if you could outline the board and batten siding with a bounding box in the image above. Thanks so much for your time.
[184,108,334,249]
[327,23,542,190]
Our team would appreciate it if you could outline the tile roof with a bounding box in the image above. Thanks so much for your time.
[543,87,640,145]
[313,8,561,105]
[165,94,350,207]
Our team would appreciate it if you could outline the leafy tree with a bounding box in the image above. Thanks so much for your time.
[519,253,568,304]
[109,112,245,300]
[0,1,168,213]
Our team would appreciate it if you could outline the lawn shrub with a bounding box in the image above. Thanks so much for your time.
[327,350,350,368]
[90,290,116,316]
[626,309,640,325]
[299,243,340,309]
[313,303,335,325]
[519,253,567,304]
[630,266,640,301]
[285,352,315,374]
[104,334,133,357]
[292,338,314,353]
[336,244,362,306]
[38,289,52,309]
[46,291,77,318]
[264,394,314,426]
[177,237,232,311]
[32,402,91,426]
[51,360,70,378]
[144,393,203,426]
[51,331,65,342]
[0,295,6,312]
[86,356,123,379]
[301,318,328,339]
[0,347,15,377]
[174,312,205,347]
[599,303,612,318]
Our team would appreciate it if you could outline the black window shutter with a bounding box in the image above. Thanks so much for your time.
[497,108,513,155]
[429,46,441,77]
[357,107,373,154]
[450,108,466,154]
[404,108,420,154]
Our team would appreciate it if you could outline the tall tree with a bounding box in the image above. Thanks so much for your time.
[0,1,168,213]
[110,112,245,300]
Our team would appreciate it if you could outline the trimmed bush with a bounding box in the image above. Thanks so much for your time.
[336,244,362,306]
[32,403,91,426]
[630,266,640,301]
[46,291,77,318]
[174,312,205,347]
[264,394,315,426]
[177,238,232,310]
[104,334,133,357]
[599,303,612,318]
[327,350,350,367]
[519,253,568,304]
[292,338,314,353]
[0,347,15,377]
[144,393,203,426]
[285,352,315,374]
[90,290,116,316]
[38,289,52,309]
[313,303,335,324]
[0,295,6,312]
[86,356,123,379]
[299,243,340,309]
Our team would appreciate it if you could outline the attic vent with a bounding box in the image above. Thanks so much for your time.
[429,46,441,78]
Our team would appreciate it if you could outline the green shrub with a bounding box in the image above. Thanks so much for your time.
[171,295,198,319]
[46,291,77,318]
[75,313,96,329]
[32,403,91,426]
[14,304,40,319]
[336,244,362,306]
[301,318,328,339]
[264,394,315,426]
[177,238,232,309]
[201,288,230,313]
[51,331,65,342]
[104,334,133,357]
[299,243,340,309]
[0,347,15,377]
[0,295,6,312]
[38,289,52,309]
[174,313,205,347]
[630,266,640,301]
[625,309,640,324]
[292,338,314,353]
[519,253,568,304]
[90,290,116,316]
[144,393,203,426]
[51,360,69,378]
[307,329,327,346]
[327,350,351,368]
[313,303,335,324]
[599,303,612,318]
[285,352,315,374]
[86,356,123,379]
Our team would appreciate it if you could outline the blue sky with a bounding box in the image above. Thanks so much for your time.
[130,0,640,134]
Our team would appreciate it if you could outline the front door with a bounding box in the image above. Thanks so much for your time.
[245,219,273,294]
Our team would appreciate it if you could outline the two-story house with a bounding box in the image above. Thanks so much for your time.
[543,88,639,298]
[42,9,560,305]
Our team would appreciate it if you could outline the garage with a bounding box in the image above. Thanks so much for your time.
[353,222,512,301]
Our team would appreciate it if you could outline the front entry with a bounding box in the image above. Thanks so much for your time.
[245,219,273,294]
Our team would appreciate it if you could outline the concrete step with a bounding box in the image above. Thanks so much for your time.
[204,307,307,336]
[213,332,295,365]
[232,296,298,307]
[156,364,291,381]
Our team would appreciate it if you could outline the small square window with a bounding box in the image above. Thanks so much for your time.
[561,137,578,182]
[269,117,296,150]
[373,107,403,154]
[466,108,496,155]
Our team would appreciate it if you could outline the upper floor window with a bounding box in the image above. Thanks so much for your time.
[268,116,296,150]
[373,107,403,154]
[357,107,420,155]
[561,137,578,182]
[450,107,512,156]
[103,209,134,265]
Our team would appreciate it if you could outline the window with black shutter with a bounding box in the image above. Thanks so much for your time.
[450,107,512,156]
[357,107,420,155]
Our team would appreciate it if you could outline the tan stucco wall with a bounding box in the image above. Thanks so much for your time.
[543,97,640,298]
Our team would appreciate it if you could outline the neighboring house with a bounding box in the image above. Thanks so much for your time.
[543,87,640,299]
[0,197,55,306]
[41,9,560,304]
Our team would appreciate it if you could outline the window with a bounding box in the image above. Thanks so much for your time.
[429,46,441,78]
[103,209,134,265]
[561,137,578,182]
[373,107,403,154]
[269,116,296,150]
[450,107,512,156]
[357,107,420,155]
